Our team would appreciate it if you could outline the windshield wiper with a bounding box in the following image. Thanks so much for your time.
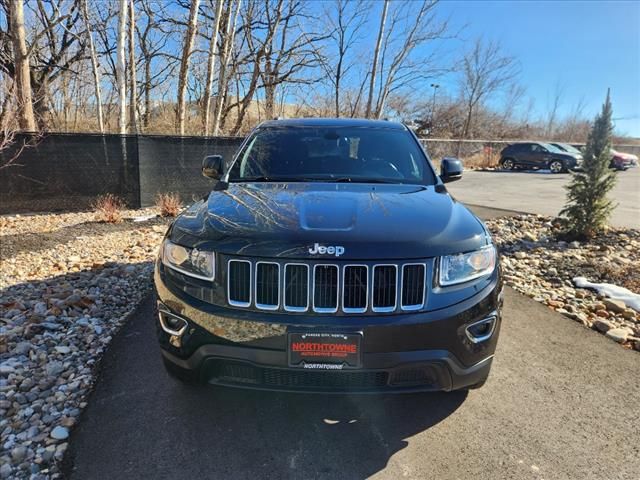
[231,176,300,183]
[333,177,399,184]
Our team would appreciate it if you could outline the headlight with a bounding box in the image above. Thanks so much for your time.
[162,239,215,281]
[439,245,496,286]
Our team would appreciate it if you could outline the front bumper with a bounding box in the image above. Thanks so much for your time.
[154,265,503,393]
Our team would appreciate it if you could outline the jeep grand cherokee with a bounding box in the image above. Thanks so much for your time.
[154,118,503,393]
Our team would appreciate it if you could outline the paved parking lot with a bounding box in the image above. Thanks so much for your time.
[447,168,640,228]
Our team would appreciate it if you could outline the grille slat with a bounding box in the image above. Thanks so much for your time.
[227,259,425,314]
[228,260,251,306]
[313,265,339,312]
[256,262,280,309]
[284,264,309,311]
[343,265,368,312]
[401,264,425,310]
[372,265,397,312]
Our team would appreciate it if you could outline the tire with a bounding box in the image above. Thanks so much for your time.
[549,159,565,173]
[500,158,515,170]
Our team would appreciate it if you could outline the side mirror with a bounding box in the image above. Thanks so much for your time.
[440,157,463,183]
[202,155,223,179]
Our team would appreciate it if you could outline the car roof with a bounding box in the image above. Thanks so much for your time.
[257,117,407,130]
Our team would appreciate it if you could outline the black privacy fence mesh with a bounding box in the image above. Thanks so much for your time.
[0,133,244,214]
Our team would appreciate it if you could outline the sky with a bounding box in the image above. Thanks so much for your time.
[430,0,640,137]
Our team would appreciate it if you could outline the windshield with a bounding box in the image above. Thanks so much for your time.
[540,142,563,153]
[557,143,581,154]
[228,126,436,185]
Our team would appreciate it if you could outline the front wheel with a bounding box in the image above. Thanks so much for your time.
[549,159,565,173]
[500,158,515,170]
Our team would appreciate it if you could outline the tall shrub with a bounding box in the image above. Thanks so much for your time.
[559,90,617,240]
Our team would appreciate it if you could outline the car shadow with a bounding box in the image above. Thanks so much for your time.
[63,295,468,479]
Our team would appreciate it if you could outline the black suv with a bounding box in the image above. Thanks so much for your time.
[154,118,503,393]
[499,141,582,173]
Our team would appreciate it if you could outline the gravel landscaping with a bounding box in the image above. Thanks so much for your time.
[486,214,640,351]
[0,208,170,479]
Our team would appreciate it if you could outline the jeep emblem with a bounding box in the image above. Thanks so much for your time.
[308,243,345,257]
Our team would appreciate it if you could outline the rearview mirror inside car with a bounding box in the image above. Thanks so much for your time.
[202,155,224,179]
[440,157,463,183]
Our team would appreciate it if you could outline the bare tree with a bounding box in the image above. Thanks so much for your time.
[365,0,387,118]
[212,0,241,135]
[545,80,564,137]
[128,0,138,133]
[202,0,224,135]
[7,0,36,131]
[258,0,327,120]
[320,0,368,117]
[117,0,128,133]
[80,0,104,132]
[373,0,450,119]
[459,38,518,140]
[136,0,177,131]
[176,0,201,135]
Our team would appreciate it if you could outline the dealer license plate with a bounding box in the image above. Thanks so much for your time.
[288,332,362,369]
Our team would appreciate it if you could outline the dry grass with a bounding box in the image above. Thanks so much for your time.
[155,192,182,217]
[92,194,125,223]
[463,151,499,169]
[596,264,640,294]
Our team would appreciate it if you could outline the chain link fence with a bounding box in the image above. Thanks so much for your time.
[1,133,638,215]
[0,133,243,214]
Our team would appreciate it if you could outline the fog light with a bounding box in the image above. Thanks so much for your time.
[465,315,497,343]
[158,307,188,337]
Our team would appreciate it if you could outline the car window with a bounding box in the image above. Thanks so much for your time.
[229,126,436,185]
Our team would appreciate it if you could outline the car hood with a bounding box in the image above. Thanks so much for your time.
[169,183,490,260]
[613,151,638,161]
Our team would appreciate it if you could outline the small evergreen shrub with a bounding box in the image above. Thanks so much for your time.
[559,90,617,240]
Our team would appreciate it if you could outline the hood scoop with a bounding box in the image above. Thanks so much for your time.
[299,195,357,231]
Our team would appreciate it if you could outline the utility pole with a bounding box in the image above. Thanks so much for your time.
[429,83,439,133]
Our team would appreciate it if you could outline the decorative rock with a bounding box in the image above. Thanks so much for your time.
[605,328,629,343]
[54,346,71,355]
[603,299,626,314]
[50,426,69,440]
[11,446,27,462]
[593,319,614,333]
[45,361,64,377]
[0,463,12,479]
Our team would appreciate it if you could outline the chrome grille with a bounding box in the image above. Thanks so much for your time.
[226,258,427,314]
[372,265,397,312]
[284,264,309,312]
[255,262,280,310]
[228,260,251,307]
[313,265,339,313]
[343,265,368,313]
[401,264,426,310]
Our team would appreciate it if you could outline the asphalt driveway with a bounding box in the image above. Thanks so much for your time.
[64,207,640,480]
[447,167,640,228]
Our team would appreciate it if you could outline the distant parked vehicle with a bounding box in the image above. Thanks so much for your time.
[499,142,582,173]
[610,149,638,170]
[550,142,583,156]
